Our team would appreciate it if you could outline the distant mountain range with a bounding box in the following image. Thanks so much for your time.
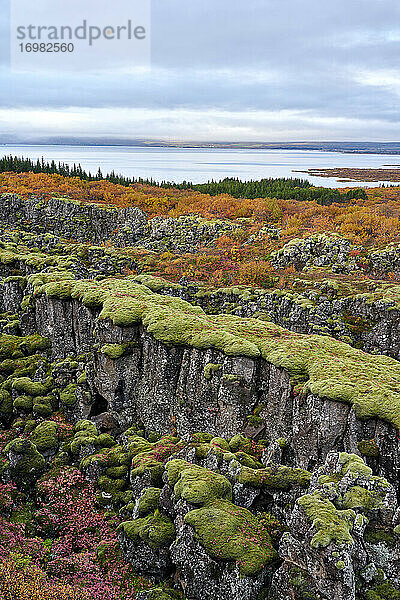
[1,137,400,154]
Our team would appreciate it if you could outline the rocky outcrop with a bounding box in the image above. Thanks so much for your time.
[0,305,400,599]
[270,233,400,278]
[0,278,395,500]
[117,454,281,600]
[3,183,400,600]
[270,234,355,272]
[143,277,400,359]
[0,193,147,245]
[112,437,400,600]
[0,194,241,252]
[270,452,400,600]
[135,215,241,253]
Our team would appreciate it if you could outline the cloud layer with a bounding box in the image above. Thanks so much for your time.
[1,0,400,141]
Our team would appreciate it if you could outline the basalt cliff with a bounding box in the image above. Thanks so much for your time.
[0,184,400,600]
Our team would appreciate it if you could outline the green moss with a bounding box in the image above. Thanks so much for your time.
[30,421,58,451]
[106,445,131,466]
[0,389,12,413]
[366,580,400,600]
[229,434,252,453]
[98,476,126,493]
[358,439,380,457]
[118,510,175,548]
[30,274,400,430]
[234,452,263,469]
[130,458,163,484]
[335,560,346,570]
[77,372,87,384]
[12,376,53,397]
[222,373,242,383]
[96,433,116,448]
[33,396,53,417]
[228,435,266,461]
[209,437,230,452]
[18,335,50,355]
[1,355,41,381]
[287,566,319,600]
[33,405,52,417]
[13,395,33,411]
[126,436,153,457]
[100,344,132,359]
[4,320,19,332]
[23,420,36,434]
[106,465,128,478]
[75,419,98,435]
[130,436,184,484]
[185,499,277,576]
[297,492,356,548]
[203,363,222,380]
[166,459,232,504]
[138,487,161,516]
[191,432,214,443]
[3,438,45,478]
[59,383,77,406]
[220,452,236,465]
[145,588,183,600]
[238,465,311,490]
[79,451,107,471]
[54,451,70,467]
[339,453,373,478]
[0,334,48,360]
[341,486,384,512]
[70,420,98,454]
[194,443,212,459]
[364,527,396,547]
[318,454,384,494]
[20,295,32,311]
[133,274,182,292]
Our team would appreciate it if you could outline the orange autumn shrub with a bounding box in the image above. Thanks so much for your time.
[0,554,88,600]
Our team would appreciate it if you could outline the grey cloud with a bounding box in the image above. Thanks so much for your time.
[0,0,400,140]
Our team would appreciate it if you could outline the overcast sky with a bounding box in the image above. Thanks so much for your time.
[1,0,400,142]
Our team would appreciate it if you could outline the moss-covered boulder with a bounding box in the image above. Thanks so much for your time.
[29,421,58,453]
[2,437,46,484]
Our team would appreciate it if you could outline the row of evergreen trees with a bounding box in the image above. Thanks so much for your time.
[172,177,367,205]
[0,155,156,186]
[0,155,367,205]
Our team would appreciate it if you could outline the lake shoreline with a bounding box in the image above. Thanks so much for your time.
[1,145,400,188]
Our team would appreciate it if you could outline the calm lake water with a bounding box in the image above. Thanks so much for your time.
[1,145,400,188]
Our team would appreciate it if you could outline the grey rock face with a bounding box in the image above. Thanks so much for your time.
[170,523,269,600]
[117,536,173,581]
[0,194,241,253]
[4,285,396,498]
[116,444,400,600]
[138,215,241,253]
[270,234,354,271]
[269,233,400,278]
[270,452,399,600]
[0,194,147,246]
